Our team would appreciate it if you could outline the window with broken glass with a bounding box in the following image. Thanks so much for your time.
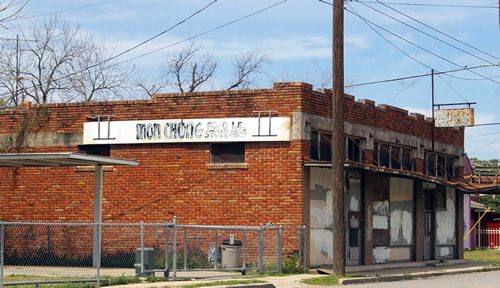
[310,131,362,163]
[345,137,362,163]
[424,151,456,180]
[373,142,414,171]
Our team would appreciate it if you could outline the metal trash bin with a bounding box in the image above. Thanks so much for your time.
[221,239,242,268]
[134,247,155,276]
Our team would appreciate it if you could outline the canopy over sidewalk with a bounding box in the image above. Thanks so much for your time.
[0,152,139,266]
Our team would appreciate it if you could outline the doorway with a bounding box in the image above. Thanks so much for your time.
[346,172,361,266]
[424,183,436,261]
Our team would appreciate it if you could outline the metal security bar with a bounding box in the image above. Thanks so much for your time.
[0,220,306,286]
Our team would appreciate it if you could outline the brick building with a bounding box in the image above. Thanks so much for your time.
[0,82,466,266]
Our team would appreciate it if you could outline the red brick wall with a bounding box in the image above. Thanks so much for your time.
[0,82,464,226]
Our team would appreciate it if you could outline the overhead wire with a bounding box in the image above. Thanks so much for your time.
[351,0,499,9]
[0,0,288,100]
[364,0,500,62]
[436,74,470,103]
[355,0,499,66]
[343,5,500,85]
[346,64,500,87]
[384,77,422,104]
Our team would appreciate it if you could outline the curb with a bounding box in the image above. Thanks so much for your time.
[339,265,500,285]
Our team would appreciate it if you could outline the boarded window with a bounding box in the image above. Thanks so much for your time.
[210,143,245,163]
[390,177,414,246]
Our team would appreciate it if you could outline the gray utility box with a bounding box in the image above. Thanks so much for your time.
[134,247,155,276]
[221,239,242,268]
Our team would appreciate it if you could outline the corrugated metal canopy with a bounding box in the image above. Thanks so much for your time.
[0,153,138,167]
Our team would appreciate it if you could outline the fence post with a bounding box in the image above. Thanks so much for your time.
[165,222,169,276]
[173,217,177,281]
[258,224,263,274]
[1,222,4,288]
[183,227,187,271]
[140,221,145,275]
[277,226,282,274]
[302,226,307,272]
[96,222,102,287]
[213,229,218,270]
[242,229,247,271]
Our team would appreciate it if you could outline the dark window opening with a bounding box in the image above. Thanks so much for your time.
[436,187,447,209]
[310,130,331,161]
[373,143,379,165]
[379,144,390,167]
[391,146,401,169]
[210,143,245,163]
[437,155,446,178]
[78,145,110,157]
[426,152,436,176]
[346,137,362,163]
[402,148,413,170]
[446,157,455,180]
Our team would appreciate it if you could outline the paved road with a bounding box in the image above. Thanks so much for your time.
[350,270,500,288]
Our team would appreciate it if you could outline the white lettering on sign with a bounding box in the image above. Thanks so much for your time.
[83,117,290,145]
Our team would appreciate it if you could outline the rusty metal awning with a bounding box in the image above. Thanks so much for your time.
[0,152,138,167]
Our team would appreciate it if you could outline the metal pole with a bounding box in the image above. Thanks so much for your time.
[332,0,346,276]
[258,224,263,274]
[431,69,435,152]
[140,222,144,275]
[1,223,4,288]
[277,226,282,274]
[165,223,169,274]
[96,222,102,287]
[183,227,187,271]
[93,165,103,268]
[302,226,307,272]
[15,34,20,105]
[173,217,177,280]
[242,229,247,271]
[214,229,218,270]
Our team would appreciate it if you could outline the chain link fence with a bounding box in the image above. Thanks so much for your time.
[0,219,306,287]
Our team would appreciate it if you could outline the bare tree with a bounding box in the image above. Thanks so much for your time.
[135,76,167,99]
[0,0,27,28]
[68,41,134,102]
[0,16,134,106]
[226,50,269,91]
[164,41,217,93]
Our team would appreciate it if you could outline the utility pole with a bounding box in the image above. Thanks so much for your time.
[431,69,435,152]
[332,0,345,276]
[15,34,21,105]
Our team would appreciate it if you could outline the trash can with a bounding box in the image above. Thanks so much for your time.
[221,239,242,269]
[134,247,155,276]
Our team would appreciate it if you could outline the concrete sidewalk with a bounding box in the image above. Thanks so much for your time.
[105,261,500,287]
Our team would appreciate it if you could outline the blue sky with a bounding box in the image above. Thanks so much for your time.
[4,0,500,160]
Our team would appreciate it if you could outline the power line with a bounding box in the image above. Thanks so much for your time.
[469,138,498,155]
[343,5,500,85]
[468,131,500,138]
[364,0,500,62]
[118,0,287,64]
[385,77,422,104]
[351,0,499,9]
[102,0,218,65]
[8,0,119,21]
[436,74,470,103]
[355,0,499,66]
[345,2,432,70]
[346,64,499,87]
[0,0,288,101]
